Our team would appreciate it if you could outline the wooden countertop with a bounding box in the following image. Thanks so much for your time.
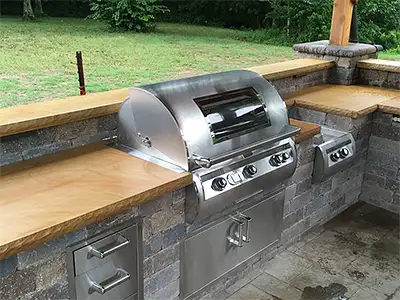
[249,58,334,80]
[290,119,321,143]
[0,88,130,137]
[286,84,400,118]
[378,97,400,115]
[358,59,400,73]
[0,59,334,137]
[0,144,192,260]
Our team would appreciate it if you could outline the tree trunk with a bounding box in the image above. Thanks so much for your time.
[23,0,35,20]
[34,0,44,17]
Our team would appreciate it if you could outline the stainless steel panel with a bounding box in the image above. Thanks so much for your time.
[188,139,296,222]
[67,219,143,300]
[124,293,138,300]
[75,261,137,300]
[74,225,138,276]
[181,189,284,299]
[313,127,356,182]
[119,70,290,171]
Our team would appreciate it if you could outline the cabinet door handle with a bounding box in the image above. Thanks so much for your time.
[239,213,252,243]
[88,235,130,259]
[88,268,131,294]
[227,216,244,247]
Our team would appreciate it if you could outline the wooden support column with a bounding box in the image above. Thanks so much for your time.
[329,0,355,46]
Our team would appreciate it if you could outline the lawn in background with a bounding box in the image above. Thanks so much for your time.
[0,18,295,108]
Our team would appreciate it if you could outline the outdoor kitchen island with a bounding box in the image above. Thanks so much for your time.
[0,57,399,300]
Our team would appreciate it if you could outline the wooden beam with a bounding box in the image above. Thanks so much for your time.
[329,0,355,46]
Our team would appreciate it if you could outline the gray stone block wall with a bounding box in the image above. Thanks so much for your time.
[0,189,185,300]
[281,108,371,247]
[360,112,400,214]
[358,69,400,89]
[0,114,118,166]
[270,69,330,97]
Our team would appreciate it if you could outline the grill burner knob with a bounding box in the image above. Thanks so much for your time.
[211,177,227,191]
[270,155,282,166]
[330,152,340,162]
[339,148,349,158]
[243,165,257,178]
[282,152,290,161]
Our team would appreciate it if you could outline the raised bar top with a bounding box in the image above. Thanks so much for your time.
[286,84,399,118]
[0,144,192,260]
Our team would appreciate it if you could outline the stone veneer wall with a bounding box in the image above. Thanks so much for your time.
[0,189,185,300]
[358,69,400,90]
[360,112,400,214]
[281,107,371,245]
[269,69,330,96]
[0,114,118,166]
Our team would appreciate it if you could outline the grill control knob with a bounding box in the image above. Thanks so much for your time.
[282,152,290,161]
[339,148,349,158]
[270,155,282,166]
[211,177,227,191]
[330,152,340,162]
[243,165,257,178]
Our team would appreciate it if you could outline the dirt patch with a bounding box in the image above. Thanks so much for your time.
[301,283,347,300]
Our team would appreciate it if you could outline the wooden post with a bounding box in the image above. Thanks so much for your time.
[76,51,86,96]
[329,0,355,46]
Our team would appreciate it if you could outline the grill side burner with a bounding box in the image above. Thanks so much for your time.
[312,126,356,183]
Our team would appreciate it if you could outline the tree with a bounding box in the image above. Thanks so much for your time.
[34,0,44,17]
[23,0,35,20]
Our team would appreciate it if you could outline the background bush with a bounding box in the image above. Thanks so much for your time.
[89,0,168,31]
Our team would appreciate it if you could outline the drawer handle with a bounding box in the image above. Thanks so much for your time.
[88,235,130,259]
[239,213,252,243]
[227,216,244,247]
[88,268,131,294]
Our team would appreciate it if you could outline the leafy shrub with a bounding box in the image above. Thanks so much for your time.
[89,0,168,31]
[162,0,400,49]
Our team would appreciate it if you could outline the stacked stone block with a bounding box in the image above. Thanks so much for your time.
[293,40,382,85]
[0,190,185,300]
[358,69,400,89]
[0,114,118,166]
[270,69,330,96]
[360,112,400,214]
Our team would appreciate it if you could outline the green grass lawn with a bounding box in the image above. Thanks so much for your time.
[0,18,295,108]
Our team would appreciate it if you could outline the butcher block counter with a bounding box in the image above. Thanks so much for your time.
[0,144,192,260]
[285,84,400,118]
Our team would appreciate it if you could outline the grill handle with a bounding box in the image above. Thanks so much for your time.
[192,124,300,168]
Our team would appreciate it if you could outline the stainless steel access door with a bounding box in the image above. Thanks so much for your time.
[181,189,284,299]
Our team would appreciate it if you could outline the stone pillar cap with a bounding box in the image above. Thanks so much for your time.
[293,40,383,57]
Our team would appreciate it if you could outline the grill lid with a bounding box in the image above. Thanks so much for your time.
[118,70,297,171]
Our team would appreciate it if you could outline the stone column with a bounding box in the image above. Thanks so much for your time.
[293,40,383,85]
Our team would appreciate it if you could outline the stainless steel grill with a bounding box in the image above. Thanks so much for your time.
[118,70,300,299]
[118,70,300,221]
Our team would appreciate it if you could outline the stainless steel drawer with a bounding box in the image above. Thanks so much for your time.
[67,220,143,300]
[74,225,137,276]
[181,189,284,299]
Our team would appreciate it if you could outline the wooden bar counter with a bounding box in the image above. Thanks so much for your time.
[0,144,192,260]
